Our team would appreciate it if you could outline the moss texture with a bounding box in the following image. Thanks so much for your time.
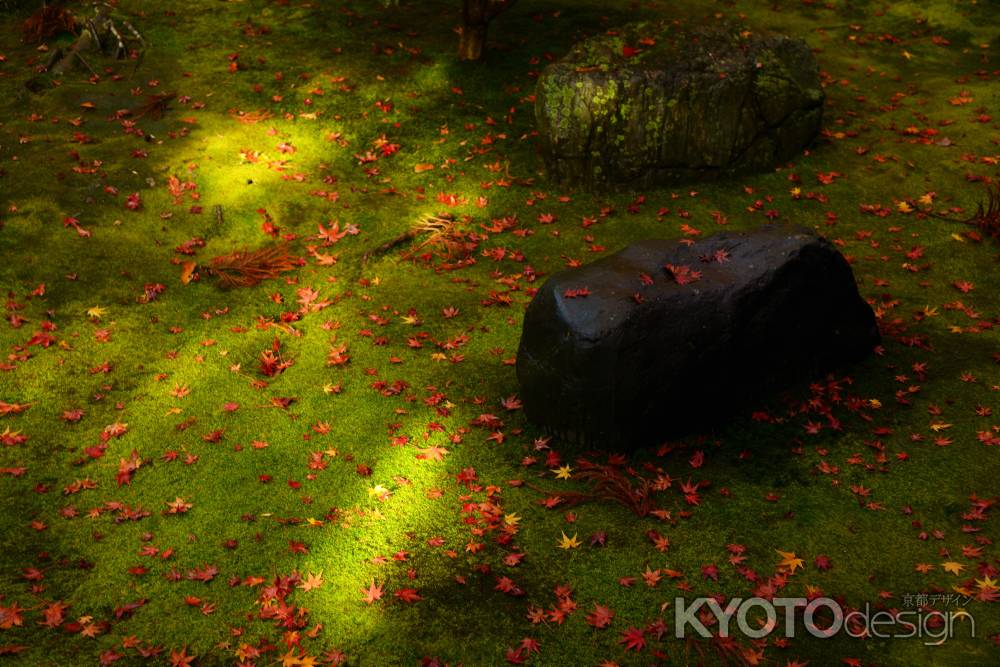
[0,0,998,665]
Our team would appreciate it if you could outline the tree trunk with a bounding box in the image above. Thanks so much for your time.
[458,23,487,61]
[458,0,516,61]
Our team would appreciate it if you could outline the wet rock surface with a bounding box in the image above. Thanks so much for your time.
[535,22,825,189]
[516,226,879,447]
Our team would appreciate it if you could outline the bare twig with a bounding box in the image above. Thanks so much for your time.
[930,182,1000,242]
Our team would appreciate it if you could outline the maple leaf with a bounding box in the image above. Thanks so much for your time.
[586,604,614,629]
[501,395,522,411]
[976,576,998,592]
[647,530,670,553]
[641,566,661,588]
[327,341,350,366]
[169,647,196,667]
[619,627,646,652]
[776,550,804,574]
[394,588,422,603]
[415,445,448,461]
[505,647,527,664]
[116,450,143,487]
[551,465,572,479]
[0,401,30,418]
[186,564,218,582]
[98,649,123,666]
[298,571,324,592]
[39,600,68,628]
[942,561,965,575]
[164,497,193,514]
[361,580,384,604]
[557,532,580,550]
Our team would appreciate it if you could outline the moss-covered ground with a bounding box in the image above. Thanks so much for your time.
[0,1,998,665]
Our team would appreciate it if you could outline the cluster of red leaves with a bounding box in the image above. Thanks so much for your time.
[259,337,294,377]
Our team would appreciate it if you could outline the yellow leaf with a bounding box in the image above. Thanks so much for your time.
[976,576,998,591]
[776,550,804,573]
[86,306,106,320]
[551,465,573,480]
[942,561,965,575]
[180,261,197,285]
[558,532,581,550]
[414,163,435,173]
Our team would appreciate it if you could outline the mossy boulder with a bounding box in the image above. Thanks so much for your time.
[535,22,825,189]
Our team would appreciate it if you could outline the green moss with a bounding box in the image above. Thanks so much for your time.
[0,0,998,665]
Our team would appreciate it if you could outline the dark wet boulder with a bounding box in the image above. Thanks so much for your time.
[535,22,825,190]
[516,226,879,447]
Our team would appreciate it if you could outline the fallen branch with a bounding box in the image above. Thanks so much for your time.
[361,229,419,266]
[966,181,1000,240]
[930,181,1000,243]
[361,213,461,265]
[206,243,298,288]
[523,465,659,518]
[128,92,176,120]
